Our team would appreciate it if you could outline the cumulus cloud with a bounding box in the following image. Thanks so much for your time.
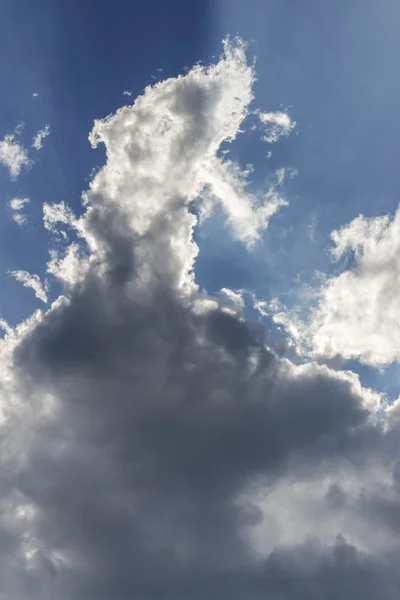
[0,125,31,179]
[273,206,400,367]
[258,110,296,143]
[0,37,398,600]
[9,270,48,303]
[9,197,30,226]
[32,124,51,150]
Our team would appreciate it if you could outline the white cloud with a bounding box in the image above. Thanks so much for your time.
[87,38,290,255]
[258,110,296,143]
[47,244,89,287]
[9,197,30,226]
[43,201,77,235]
[218,287,245,316]
[12,213,28,226]
[0,126,31,179]
[9,197,30,212]
[14,122,25,136]
[85,36,278,290]
[32,124,50,150]
[272,206,400,367]
[0,318,10,333]
[122,90,132,97]
[199,161,289,245]
[33,92,39,98]
[9,270,48,303]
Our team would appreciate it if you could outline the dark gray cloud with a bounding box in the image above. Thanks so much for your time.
[6,260,389,599]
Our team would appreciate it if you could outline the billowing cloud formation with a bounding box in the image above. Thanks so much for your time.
[10,270,48,303]
[0,125,31,179]
[273,206,400,367]
[32,125,51,151]
[258,110,296,143]
[88,39,287,248]
[0,38,399,600]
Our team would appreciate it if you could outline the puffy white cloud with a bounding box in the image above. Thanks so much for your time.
[258,110,296,143]
[0,125,31,179]
[273,206,400,367]
[9,270,48,303]
[32,125,50,151]
[0,37,398,600]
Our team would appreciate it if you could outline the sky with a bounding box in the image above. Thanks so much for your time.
[1,1,400,598]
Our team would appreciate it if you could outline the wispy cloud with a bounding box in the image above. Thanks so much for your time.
[9,269,48,303]
[258,110,296,143]
[32,124,50,150]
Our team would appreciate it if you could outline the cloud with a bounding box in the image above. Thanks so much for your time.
[258,110,296,143]
[122,90,132,97]
[273,206,400,367]
[0,125,31,179]
[47,243,89,287]
[9,270,48,303]
[9,197,30,212]
[32,125,51,151]
[43,201,77,238]
[0,37,398,599]
[12,213,29,226]
[199,162,289,245]
[9,197,30,226]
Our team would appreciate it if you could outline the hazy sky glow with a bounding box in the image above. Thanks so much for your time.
[1,2,400,598]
